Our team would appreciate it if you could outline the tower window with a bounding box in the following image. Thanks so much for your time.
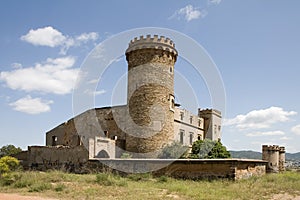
[104,131,108,137]
[51,136,57,146]
[189,132,194,145]
[179,130,184,144]
[190,116,193,124]
[180,112,184,121]
[197,134,202,141]
[198,119,201,127]
[169,95,175,112]
[169,66,173,73]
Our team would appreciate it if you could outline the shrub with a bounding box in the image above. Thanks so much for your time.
[158,175,168,183]
[121,152,132,159]
[0,156,20,175]
[0,162,10,174]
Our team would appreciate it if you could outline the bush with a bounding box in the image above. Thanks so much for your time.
[0,156,20,175]
[158,175,168,183]
[121,152,132,159]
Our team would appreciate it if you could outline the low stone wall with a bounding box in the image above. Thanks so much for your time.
[87,159,267,180]
[27,145,89,172]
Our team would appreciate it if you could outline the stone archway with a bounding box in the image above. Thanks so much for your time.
[96,150,110,158]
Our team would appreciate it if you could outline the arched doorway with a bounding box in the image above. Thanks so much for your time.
[96,150,110,158]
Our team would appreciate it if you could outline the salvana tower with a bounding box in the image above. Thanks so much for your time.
[125,35,178,157]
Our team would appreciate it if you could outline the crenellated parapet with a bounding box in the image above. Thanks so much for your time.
[262,145,280,151]
[126,35,178,68]
[126,35,177,55]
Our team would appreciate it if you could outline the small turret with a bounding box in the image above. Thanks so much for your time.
[262,145,285,173]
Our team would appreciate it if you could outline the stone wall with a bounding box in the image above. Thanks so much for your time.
[27,145,88,172]
[88,159,267,180]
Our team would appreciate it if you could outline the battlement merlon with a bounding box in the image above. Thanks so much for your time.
[125,35,178,56]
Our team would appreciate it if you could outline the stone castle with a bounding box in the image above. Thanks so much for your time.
[46,35,222,159]
[14,35,283,180]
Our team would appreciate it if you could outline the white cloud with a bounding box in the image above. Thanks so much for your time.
[76,32,99,43]
[21,26,66,47]
[280,136,291,140]
[0,56,78,95]
[9,95,53,114]
[291,124,300,135]
[21,26,99,55]
[224,107,297,130]
[169,5,206,22]
[246,131,285,137]
[209,0,222,5]
[11,63,22,69]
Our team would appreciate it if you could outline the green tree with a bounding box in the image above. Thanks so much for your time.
[190,139,231,159]
[158,142,189,159]
[0,144,22,158]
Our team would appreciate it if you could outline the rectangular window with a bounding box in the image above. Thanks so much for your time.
[190,116,193,124]
[189,132,194,145]
[52,136,57,146]
[198,119,201,127]
[179,130,184,144]
[180,112,184,121]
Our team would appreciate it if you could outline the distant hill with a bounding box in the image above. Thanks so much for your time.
[230,150,262,160]
[230,150,300,161]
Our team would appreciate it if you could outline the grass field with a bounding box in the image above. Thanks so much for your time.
[0,170,299,200]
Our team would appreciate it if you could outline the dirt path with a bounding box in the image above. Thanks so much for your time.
[0,193,57,200]
[271,193,300,200]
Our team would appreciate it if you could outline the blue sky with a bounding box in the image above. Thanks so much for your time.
[1,0,300,153]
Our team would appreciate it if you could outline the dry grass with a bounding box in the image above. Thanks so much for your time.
[0,170,299,200]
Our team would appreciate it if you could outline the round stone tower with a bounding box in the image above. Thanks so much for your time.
[125,35,178,157]
[262,145,280,173]
[279,146,286,172]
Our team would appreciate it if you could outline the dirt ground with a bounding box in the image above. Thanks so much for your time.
[271,193,300,200]
[1,193,300,200]
[0,193,57,200]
